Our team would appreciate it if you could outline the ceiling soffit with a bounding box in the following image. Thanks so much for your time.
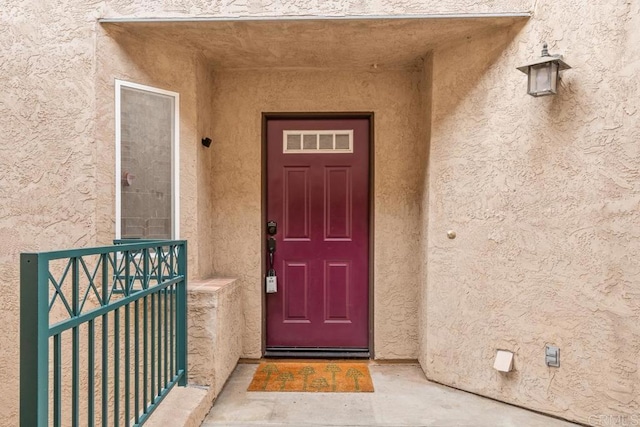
[102,15,528,70]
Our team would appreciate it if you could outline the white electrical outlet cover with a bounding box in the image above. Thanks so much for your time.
[494,350,514,372]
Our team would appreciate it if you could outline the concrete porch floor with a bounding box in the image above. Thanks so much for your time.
[201,363,580,427]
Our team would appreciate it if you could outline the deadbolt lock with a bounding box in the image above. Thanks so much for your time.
[267,220,277,236]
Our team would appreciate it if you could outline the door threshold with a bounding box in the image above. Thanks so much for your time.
[265,347,370,359]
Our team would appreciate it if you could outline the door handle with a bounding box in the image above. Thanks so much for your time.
[267,237,276,269]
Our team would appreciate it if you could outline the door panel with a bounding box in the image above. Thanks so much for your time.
[324,261,350,322]
[266,118,369,349]
[325,167,352,240]
[283,261,309,322]
[283,167,310,240]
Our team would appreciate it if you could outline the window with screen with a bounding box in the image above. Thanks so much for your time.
[115,80,180,240]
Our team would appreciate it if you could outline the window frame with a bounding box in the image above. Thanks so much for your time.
[114,79,180,240]
[282,130,354,154]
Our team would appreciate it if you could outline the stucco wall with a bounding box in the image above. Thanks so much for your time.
[94,25,206,279]
[421,2,640,424]
[417,54,433,373]
[0,13,215,424]
[3,0,640,425]
[0,3,100,424]
[196,56,217,279]
[208,68,426,359]
[94,27,218,280]
[188,278,243,395]
[99,0,529,19]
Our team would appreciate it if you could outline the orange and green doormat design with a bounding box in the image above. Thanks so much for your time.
[247,362,374,393]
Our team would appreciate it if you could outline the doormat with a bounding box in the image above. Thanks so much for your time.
[247,362,374,392]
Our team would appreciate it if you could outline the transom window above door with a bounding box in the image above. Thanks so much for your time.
[284,130,354,153]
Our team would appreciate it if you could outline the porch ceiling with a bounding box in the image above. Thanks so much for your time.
[101,15,528,69]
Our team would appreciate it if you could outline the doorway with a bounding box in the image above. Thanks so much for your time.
[264,115,372,356]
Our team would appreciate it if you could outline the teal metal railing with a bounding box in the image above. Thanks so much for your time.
[20,241,188,426]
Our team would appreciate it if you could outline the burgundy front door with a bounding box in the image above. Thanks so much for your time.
[266,118,370,349]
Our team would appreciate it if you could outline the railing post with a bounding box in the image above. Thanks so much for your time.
[176,242,188,386]
[20,253,49,426]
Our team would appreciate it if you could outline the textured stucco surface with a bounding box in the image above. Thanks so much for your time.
[94,25,205,278]
[2,0,640,425]
[145,385,211,427]
[417,55,433,374]
[188,278,243,395]
[0,3,100,425]
[148,278,244,427]
[102,17,526,70]
[100,0,529,19]
[421,2,640,424]
[196,58,217,279]
[207,69,426,359]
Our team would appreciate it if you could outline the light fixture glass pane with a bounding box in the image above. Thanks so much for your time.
[529,63,552,96]
[550,62,559,94]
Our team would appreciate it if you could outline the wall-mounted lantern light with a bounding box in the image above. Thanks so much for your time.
[202,137,212,148]
[517,43,571,97]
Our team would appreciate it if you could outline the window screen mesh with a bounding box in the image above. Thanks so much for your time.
[283,130,353,153]
[120,87,174,239]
